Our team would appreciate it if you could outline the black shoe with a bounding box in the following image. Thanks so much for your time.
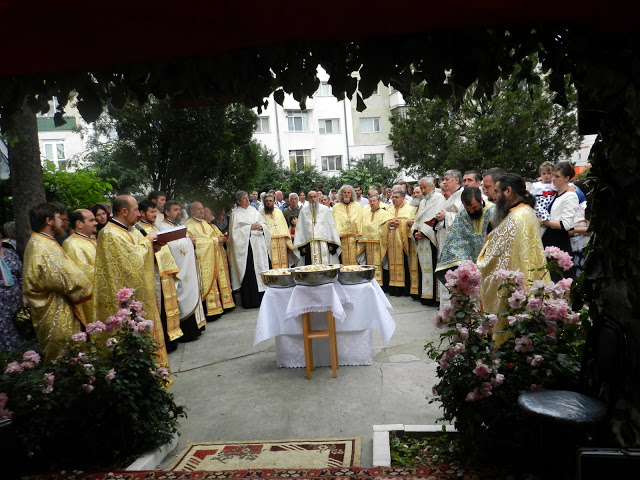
[166,340,178,352]
[223,307,236,315]
[206,314,222,322]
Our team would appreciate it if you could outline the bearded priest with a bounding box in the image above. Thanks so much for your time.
[411,177,446,305]
[332,184,363,265]
[94,195,170,371]
[260,194,298,269]
[358,194,391,283]
[228,191,271,308]
[380,188,418,296]
[293,191,341,265]
[23,203,93,360]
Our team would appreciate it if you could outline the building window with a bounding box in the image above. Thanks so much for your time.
[256,117,270,133]
[43,141,66,161]
[289,149,311,170]
[321,155,342,172]
[363,153,384,164]
[319,118,340,134]
[360,117,381,133]
[317,82,333,97]
[287,111,309,132]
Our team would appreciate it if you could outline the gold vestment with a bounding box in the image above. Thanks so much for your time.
[185,218,235,314]
[358,206,391,283]
[23,233,93,360]
[477,204,548,343]
[380,202,418,289]
[62,232,97,324]
[260,208,294,269]
[94,221,170,372]
[332,202,363,265]
[138,221,182,342]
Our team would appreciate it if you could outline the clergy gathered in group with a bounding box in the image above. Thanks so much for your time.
[18,161,588,373]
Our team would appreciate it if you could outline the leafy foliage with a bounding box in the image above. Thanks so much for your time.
[85,98,262,204]
[426,260,588,462]
[42,161,113,210]
[335,157,401,190]
[0,291,185,473]
[390,62,582,177]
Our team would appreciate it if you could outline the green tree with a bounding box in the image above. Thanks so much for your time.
[253,147,290,193]
[42,162,113,210]
[86,98,262,203]
[335,157,401,190]
[390,66,582,178]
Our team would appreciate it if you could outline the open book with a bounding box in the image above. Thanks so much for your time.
[156,225,187,243]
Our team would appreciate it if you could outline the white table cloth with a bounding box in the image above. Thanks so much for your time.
[254,279,395,367]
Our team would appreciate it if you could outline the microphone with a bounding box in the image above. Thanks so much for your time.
[134,223,148,236]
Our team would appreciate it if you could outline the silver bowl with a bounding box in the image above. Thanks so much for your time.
[291,265,341,286]
[260,269,295,288]
[338,265,377,284]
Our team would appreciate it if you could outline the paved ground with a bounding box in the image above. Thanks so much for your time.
[158,293,445,469]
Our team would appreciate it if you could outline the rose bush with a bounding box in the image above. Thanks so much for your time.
[426,254,588,461]
[0,289,185,473]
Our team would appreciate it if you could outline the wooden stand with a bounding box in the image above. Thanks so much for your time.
[301,311,339,379]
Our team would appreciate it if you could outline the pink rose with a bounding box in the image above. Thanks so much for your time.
[542,298,570,323]
[5,362,23,375]
[514,336,534,353]
[20,361,35,370]
[22,350,41,364]
[465,389,480,402]
[553,278,573,298]
[528,355,544,367]
[544,246,573,271]
[71,332,87,342]
[105,369,116,381]
[136,319,154,333]
[154,367,170,381]
[492,373,505,387]
[105,316,123,332]
[480,382,493,398]
[455,323,469,342]
[83,364,95,376]
[530,280,546,295]
[473,360,491,379]
[105,337,118,349]
[0,393,8,408]
[508,290,527,309]
[116,287,135,305]
[44,373,55,386]
[526,297,543,311]
[86,321,106,335]
[82,384,94,393]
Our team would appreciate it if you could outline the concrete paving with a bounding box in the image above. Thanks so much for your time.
[158,292,445,469]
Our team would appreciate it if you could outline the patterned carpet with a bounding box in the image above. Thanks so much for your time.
[169,438,361,471]
[23,465,504,480]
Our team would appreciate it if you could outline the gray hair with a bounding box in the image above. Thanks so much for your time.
[391,189,405,196]
[288,192,299,200]
[418,177,435,187]
[263,193,274,201]
[443,169,462,184]
[235,190,249,202]
[336,184,357,203]
[3,221,16,237]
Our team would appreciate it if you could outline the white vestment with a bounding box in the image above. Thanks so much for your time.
[228,206,271,292]
[157,221,205,323]
[435,187,463,304]
[293,203,341,265]
[411,192,446,299]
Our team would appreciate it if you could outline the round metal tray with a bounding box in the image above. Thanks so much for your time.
[291,265,341,286]
[259,269,295,288]
[338,265,377,284]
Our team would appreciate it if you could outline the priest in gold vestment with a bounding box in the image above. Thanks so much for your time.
[23,203,93,360]
[138,200,187,345]
[63,208,99,324]
[332,185,362,265]
[94,195,170,371]
[185,201,235,318]
[259,194,298,269]
[477,174,547,344]
[380,189,417,296]
[358,194,391,283]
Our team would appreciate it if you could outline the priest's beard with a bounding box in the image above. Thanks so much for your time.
[411,197,422,208]
[468,207,483,220]
[310,201,319,216]
[491,197,510,228]
[264,206,274,214]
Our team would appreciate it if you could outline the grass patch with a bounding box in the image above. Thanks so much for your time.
[389,430,465,467]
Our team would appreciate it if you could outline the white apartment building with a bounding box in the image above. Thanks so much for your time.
[253,67,405,176]
[36,99,88,171]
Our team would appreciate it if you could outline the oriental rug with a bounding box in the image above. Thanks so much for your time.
[169,438,361,471]
[23,465,506,480]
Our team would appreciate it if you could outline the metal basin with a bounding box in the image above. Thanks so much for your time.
[291,265,341,286]
[260,269,295,288]
[338,265,377,284]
